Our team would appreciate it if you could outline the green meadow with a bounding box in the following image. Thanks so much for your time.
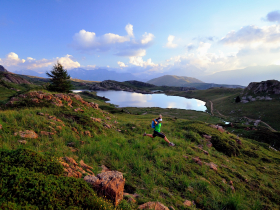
[0,81,280,209]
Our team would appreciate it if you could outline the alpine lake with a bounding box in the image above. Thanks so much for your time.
[73,90,207,112]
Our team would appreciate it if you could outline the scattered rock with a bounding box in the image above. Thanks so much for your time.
[79,160,93,171]
[104,123,112,129]
[18,140,27,144]
[192,157,203,166]
[40,131,55,136]
[205,162,218,171]
[56,126,62,130]
[84,130,91,137]
[72,127,78,132]
[229,180,233,185]
[14,130,38,139]
[128,197,136,203]
[37,112,44,116]
[183,200,192,207]
[222,179,227,184]
[67,142,75,147]
[74,108,84,112]
[138,202,169,210]
[91,117,102,123]
[230,185,235,192]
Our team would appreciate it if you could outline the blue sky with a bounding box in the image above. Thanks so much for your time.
[1,0,280,79]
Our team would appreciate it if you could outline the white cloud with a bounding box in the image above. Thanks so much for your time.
[0,52,80,71]
[220,24,280,48]
[117,61,127,68]
[71,24,154,57]
[164,35,178,48]
[0,52,26,66]
[129,56,158,68]
[57,54,80,69]
[125,24,134,37]
[141,32,154,44]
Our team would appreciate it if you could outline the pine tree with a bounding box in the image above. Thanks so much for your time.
[235,96,241,103]
[46,62,72,93]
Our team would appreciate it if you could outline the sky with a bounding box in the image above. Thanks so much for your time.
[1,0,280,80]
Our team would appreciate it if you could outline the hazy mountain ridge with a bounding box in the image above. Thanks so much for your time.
[148,75,244,89]
[198,65,280,86]
[147,75,204,86]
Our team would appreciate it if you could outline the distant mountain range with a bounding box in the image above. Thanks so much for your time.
[147,75,244,89]
[147,75,204,86]
[198,65,280,86]
[12,68,140,82]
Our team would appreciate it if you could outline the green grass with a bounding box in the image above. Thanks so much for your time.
[0,87,280,209]
[166,88,280,131]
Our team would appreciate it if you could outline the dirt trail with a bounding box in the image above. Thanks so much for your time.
[209,100,277,132]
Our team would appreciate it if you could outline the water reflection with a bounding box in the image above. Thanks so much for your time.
[95,90,206,111]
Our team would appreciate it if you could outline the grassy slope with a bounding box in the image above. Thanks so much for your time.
[166,88,280,131]
[0,85,280,209]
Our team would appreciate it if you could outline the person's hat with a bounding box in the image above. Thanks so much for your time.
[158,118,162,122]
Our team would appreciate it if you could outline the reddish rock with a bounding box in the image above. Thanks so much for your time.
[18,140,27,144]
[64,157,78,166]
[230,185,235,192]
[43,94,52,100]
[222,179,227,184]
[103,123,112,129]
[91,117,102,123]
[203,150,209,155]
[74,108,84,112]
[229,180,233,185]
[207,142,213,148]
[56,126,62,130]
[209,124,218,129]
[128,197,136,203]
[101,165,110,172]
[183,200,192,207]
[72,127,78,132]
[192,157,203,166]
[84,171,125,206]
[40,131,55,136]
[106,117,111,120]
[14,130,38,139]
[48,116,57,120]
[37,112,44,116]
[36,94,44,99]
[32,98,40,103]
[217,126,225,133]
[56,119,63,122]
[205,162,218,171]
[0,124,2,129]
[80,160,93,170]
[84,130,91,137]
[138,202,169,210]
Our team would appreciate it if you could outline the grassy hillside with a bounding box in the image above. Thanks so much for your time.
[166,87,280,131]
[0,84,280,209]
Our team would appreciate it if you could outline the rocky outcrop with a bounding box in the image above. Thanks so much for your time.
[0,65,9,73]
[6,91,99,109]
[241,80,280,102]
[14,130,38,139]
[0,66,31,84]
[84,171,125,206]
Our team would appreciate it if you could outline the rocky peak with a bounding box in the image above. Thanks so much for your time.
[0,65,9,73]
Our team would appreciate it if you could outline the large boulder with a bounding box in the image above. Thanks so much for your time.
[84,171,125,206]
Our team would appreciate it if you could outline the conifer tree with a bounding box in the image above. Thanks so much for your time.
[235,96,241,103]
[46,62,72,93]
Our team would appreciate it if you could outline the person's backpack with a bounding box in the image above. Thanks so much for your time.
[151,119,158,129]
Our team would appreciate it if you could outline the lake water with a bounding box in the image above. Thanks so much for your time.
[94,90,206,111]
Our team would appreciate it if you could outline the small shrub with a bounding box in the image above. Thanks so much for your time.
[211,135,240,156]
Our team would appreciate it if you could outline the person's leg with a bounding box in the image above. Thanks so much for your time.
[163,136,170,143]
[146,134,154,138]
